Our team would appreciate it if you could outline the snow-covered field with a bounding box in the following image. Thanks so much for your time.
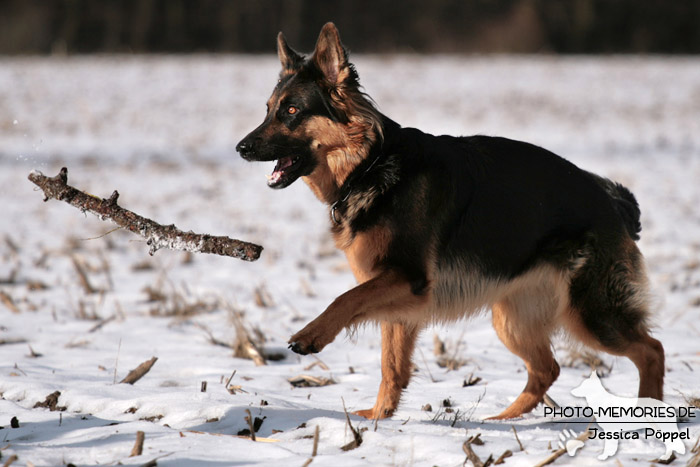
[1,55,699,466]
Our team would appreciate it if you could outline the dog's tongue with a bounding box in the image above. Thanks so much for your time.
[277,156,294,170]
[267,156,294,185]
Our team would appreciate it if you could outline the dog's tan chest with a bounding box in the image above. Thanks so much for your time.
[336,225,391,284]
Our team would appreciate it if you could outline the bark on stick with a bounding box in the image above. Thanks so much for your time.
[120,356,158,385]
[28,167,263,262]
[130,430,145,457]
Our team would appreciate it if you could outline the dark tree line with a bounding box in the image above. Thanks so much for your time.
[1,0,698,54]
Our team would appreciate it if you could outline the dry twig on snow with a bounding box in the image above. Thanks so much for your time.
[340,398,363,451]
[231,311,267,366]
[287,374,336,388]
[462,434,492,467]
[129,430,145,457]
[301,425,320,467]
[533,429,590,467]
[2,454,19,467]
[120,356,158,385]
[33,391,67,412]
[28,167,263,262]
[0,291,20,314]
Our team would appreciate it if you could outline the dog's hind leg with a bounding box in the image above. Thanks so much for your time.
[355,321,420,419]
[565,238,665,400]
[622,334,665,399]
[487,269,565,420]
[565,315,665,400]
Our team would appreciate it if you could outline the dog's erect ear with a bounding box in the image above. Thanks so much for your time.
[312,22,348,85]
[277,32,302,71]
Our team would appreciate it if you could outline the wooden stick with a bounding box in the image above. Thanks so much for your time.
[340,398,362,451]
[0,291,20,314]
[311,425,320,456]
[225,370,237,388]
[302,425,320,467]
[129,430,145,457]
[0,338,27,346]
[120,357,158,385]
[71,256,97,294]
[511,425,525,452]
[244,409,256,442]
[494,449,512,465]
[533,430,590,467]
[2,454,18,467]
[88,314,116,333]
[687,449,700,467]
[462,436,486,467]
[231,312,266,366]
[28,168,263,261]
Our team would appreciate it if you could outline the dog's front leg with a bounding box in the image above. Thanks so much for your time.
[355,321,420,420]
[288,269,429,355]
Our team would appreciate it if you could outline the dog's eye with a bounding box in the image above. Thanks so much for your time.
[287,105,299,115]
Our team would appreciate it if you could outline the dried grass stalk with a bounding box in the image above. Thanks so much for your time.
[231,312,267,366]
[120,357,158,385]
[129,430,145,457]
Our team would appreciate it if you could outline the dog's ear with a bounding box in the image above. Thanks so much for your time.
[277,32,302,71]
[312,22,348,85]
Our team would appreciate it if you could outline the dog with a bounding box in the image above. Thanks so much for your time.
[571,371,685,460]
[236,22,665,420]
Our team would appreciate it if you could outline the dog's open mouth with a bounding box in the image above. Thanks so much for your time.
[266,156,302,188]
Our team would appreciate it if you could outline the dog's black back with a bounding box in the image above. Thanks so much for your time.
[339,118,638,283]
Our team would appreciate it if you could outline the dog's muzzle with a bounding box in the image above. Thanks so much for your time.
[236,139,256,160]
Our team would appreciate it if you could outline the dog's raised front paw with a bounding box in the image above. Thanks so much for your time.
[288,320,339,355]
[288,341,318,355]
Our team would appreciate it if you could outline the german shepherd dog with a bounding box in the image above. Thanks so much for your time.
[236,23,665,420]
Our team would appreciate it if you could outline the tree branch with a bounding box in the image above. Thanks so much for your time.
[28,168,263,261]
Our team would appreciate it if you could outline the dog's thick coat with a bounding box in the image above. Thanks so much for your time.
[236,23,665,420]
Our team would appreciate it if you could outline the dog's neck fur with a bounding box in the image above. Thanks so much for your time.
[302,110,393,205]
[318,116,402,229]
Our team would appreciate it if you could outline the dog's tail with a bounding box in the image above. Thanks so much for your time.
[590,174,642,241]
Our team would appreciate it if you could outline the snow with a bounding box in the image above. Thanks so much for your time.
[1,55,699,466]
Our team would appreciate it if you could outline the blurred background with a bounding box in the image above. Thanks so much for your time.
[1,0,699,55]
[1,4,699,465]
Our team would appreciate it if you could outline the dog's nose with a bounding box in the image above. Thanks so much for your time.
[236,139,257,160]
[236,140,250,154]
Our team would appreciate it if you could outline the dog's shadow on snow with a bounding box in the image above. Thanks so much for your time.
[194,405,594,438]
[190,405,349,438]
[3,412,162,454]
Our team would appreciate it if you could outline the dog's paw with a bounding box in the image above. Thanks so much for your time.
[288,341,318,355]
[354,407,394,420]
[288,321,337,355]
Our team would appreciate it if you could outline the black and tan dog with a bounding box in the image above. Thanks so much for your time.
[236,23,665,420]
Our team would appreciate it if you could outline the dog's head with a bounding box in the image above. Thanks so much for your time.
[236,23,382,194]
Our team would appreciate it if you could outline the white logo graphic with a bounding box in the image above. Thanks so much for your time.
[558,428,585,456]
[570,370,686,461]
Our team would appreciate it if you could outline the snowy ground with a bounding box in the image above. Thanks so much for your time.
[0,55,699,466]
